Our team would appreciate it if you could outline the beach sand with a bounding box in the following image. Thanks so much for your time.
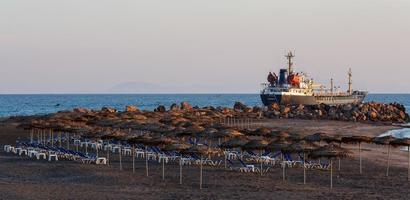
[1,119,410,199]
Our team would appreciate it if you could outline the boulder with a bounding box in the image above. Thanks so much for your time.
[269,103,280,111]
[170,103,180,111]
[73,108,89,113]
[181,102,193,110]
[125,105,138,112]
[155,105,166,112]
[233,102,247,111]
[102,107,117,113]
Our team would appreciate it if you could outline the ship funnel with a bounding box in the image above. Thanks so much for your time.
[279,69,288,85]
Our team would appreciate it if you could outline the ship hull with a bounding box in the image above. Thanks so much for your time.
[261,93,366,106]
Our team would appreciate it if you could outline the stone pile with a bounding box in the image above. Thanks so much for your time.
[263,102,409,123]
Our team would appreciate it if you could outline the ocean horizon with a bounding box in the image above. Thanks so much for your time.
[1,93,409,118]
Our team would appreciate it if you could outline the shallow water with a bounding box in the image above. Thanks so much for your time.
[0,93,409,117]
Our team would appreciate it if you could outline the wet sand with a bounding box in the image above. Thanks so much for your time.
[1,120,410,199]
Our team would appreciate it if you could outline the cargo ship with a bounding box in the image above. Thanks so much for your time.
[260,52,368,106]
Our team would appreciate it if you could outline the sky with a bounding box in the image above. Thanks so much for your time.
[0,0,409,94]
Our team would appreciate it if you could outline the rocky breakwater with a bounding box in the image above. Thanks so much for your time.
[263,102,409,123]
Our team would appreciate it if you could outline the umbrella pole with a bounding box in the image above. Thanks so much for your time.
[330,159,333,189]
[132,144,135,174]
[66,133,69,150]
[224,152,227,169]
[107,145,110,165]
[260,150,263,176]
[162,158,165,181]
[282,154,285,183]
[386,144,391,177]
[119,146,122,170]
[408,145,410,181]
[303,152,306,185]
[145,146,149,177]
[200,156,203,190]
[359,142,362,174]
[179,158,182,185]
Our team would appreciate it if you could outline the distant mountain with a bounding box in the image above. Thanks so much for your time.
[109,82,171,93]
[109,81,258,93]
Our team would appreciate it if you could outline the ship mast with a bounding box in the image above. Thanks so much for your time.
[285,51,295,74]
[330,78,334,94]
[348,68,353,94]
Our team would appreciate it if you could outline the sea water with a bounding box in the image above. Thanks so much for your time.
[0,93,409,117]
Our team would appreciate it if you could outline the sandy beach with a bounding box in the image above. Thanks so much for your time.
[1,119,409,200]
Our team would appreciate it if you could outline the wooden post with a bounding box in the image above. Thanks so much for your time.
[162,158,165,181]
[66,132,70,150]
[49,130,51,146]
[359,142,362,174]
[408,145,410,181]
[200,156,203,190]
[303,152,306,184]
[145,146,149,177]
[119,146,122,170]
[260,150,263,176]
[96,144,99,158]
[59,132,62,147]
[107,144,110,166]
[282,154,285,182]
[179,159,183,185]
[386,144,391,176]
[132,144,135,174]
[224,152,227,169]
[330,159,333,189]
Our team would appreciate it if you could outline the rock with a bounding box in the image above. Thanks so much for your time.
[125,105,138,112]
[252,106,262,113]
[101,107,116,113]
[282,107,291,114]
[73,108,89,113]
[233,102,247,111]
[155,105,166,112]
[170,103,180,111]
[369,111,378,120]
[133,115,147,121]
[181,102,193,110]
[399,111,406,119]
[269,103,280,111]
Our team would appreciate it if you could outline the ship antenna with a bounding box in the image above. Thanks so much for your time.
[285,51,294,74]
[348,68,353,94]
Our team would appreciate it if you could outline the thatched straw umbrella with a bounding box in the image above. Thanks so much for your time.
[372,135,396,176]
[310,144,351,188]
[128,135,153,176]
[390,138,410,181]
[219,136,249,169]
[145,136,177,181]
[101,131,126,167]
[267,139,290,182]
[201,128,218,146]
[181,145,220,189]
[247,127,271,137]
[322,135,343,171]
[271,131,290,141]
[283,141,318,184]
[341,135,373,174]
[242,139,269,175]
[162,142,192,185]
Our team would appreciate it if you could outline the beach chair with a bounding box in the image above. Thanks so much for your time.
[238,159,255,172]
[48,152,58,161]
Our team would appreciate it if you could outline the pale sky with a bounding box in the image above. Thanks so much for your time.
[0,0,409,93]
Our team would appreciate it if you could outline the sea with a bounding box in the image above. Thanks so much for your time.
[0,94,409,117]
